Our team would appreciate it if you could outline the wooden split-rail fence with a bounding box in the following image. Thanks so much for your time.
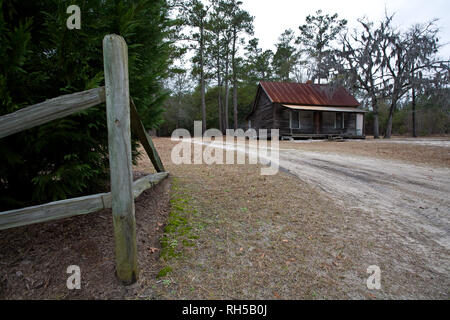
[0,34,168,285]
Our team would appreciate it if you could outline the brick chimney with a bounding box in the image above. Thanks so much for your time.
[306,80,313,84]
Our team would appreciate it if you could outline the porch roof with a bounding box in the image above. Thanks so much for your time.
[282,104,367,113]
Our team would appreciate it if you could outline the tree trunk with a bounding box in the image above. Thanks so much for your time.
[384,101,396,139]
[224,54,229,131]
[371,97,380,139]
[317,51,322,84]
[232,29,238,130]
[412,85,417,138]
[373,113,379,139]
[217,55,223,133]
[200,24,206,133]
[217,78,223,133]
[233,83,238,130]
[384,114,393,138]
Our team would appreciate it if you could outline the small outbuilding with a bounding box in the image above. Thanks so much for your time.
[246,81,366,139]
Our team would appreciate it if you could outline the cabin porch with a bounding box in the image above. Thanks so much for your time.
[278,107,366,140]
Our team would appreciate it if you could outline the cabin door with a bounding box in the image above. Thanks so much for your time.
[313,112,320,134]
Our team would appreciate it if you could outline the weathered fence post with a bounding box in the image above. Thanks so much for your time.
[103,34,138,284]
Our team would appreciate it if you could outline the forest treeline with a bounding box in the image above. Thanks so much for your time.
[160,0,449,138]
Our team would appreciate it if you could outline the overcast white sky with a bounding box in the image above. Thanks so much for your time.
[240,0,450,58]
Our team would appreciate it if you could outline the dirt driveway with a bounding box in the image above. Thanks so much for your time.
[191,138,450,298]
[278,145,449,276]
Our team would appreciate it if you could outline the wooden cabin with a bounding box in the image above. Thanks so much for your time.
[246,81,366,139]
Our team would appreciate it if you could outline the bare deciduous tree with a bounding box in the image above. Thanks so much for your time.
[338,16,393,138]
[381,18,444,138]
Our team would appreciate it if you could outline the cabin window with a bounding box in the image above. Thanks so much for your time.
[290,110,300,129]
[300,111,313,129]
[322,112,335,128]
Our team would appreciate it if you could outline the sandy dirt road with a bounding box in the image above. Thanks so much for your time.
[193,138,450,297]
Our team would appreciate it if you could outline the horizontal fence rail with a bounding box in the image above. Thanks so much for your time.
[0,172,168,231]
[0,87,106,139]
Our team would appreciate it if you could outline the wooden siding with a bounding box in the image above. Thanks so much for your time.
[300,111,314,130]
[248,88,273,130]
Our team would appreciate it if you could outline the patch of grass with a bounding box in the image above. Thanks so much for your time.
[157,266,173,278]
[158,177,199,278]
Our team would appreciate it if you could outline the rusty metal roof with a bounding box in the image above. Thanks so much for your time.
[260,81,360,107]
